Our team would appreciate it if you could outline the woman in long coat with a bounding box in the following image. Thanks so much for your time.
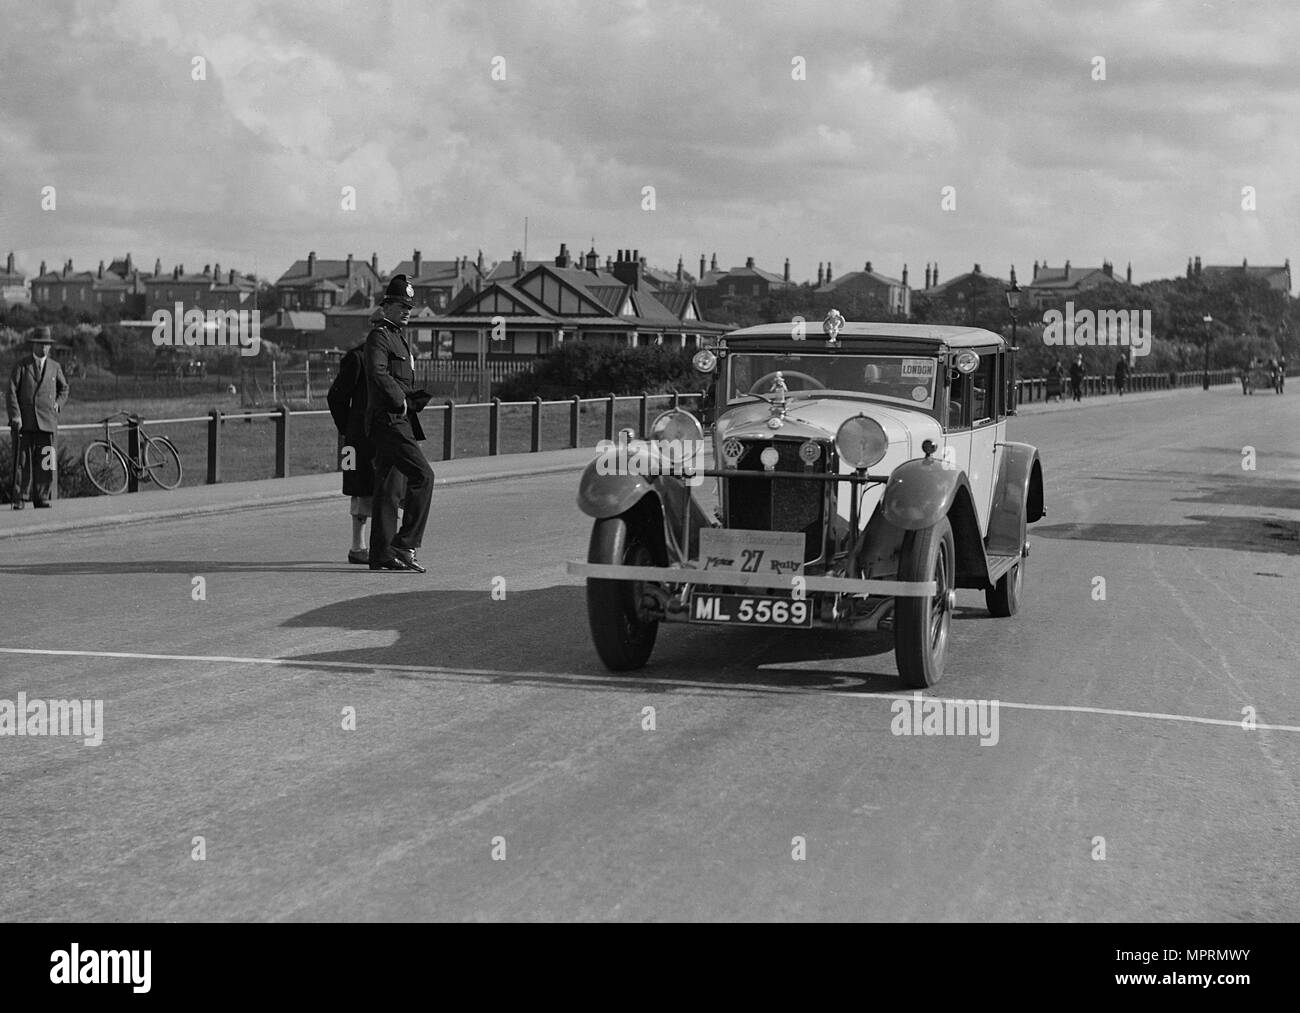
[327,340,377,564]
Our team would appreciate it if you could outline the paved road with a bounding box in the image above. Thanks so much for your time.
[1,386,1297,921]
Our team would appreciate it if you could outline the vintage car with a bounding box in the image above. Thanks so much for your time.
[566,311,1046,686]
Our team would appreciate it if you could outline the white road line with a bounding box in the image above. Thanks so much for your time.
[2,646,1298,733]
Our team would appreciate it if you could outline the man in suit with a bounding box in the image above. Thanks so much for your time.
[365,275,434,572]
[7,328,69,509]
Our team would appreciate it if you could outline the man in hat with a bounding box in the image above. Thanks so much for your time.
[365,275,434,572]
[7,327,69,508]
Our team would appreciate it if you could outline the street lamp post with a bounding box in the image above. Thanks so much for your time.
[1005,273,1021,407]
[1202,314,1213,390]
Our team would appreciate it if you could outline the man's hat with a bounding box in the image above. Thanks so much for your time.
[380,274,415,308]
[27,327,53,345]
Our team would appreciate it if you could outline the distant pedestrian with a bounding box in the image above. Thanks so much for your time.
[1069,355,1084,402]
[328,340,379,564]
[6,328,68,509]
[1047,360,1065,402]
[365,275,435,573]
[1114,354,1129,396]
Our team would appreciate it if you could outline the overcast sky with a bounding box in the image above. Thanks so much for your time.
[1,0,1296,290]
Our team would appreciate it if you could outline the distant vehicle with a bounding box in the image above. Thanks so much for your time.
[568,311,1046,687]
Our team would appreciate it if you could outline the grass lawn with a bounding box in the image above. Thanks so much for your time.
[54,393,700,491]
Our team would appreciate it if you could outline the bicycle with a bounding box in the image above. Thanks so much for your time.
[82,411,183,495]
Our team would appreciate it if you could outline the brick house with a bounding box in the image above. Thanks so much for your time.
[274,251,382,310]
[1,252,27,305]
[434,244,726,364]
[1024,259,1130,309]
[388,249,486,312]
[144,263,257,318]
[813,260,911,317]
[694,254,795,315]
[1193,256,1292,294]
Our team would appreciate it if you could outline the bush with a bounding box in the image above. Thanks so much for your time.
[0,434,100,501]
[495,343,700,400]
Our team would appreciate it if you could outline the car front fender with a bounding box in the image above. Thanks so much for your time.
[577,456,655,518]
[881,457,970,531]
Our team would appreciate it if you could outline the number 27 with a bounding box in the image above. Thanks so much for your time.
[740,549,764,572]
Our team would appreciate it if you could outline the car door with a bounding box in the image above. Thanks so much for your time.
[967,348,1001,533]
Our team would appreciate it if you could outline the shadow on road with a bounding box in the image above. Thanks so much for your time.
[278,587,914,697]
[0,560,357,576]
[1035,515,1298,554]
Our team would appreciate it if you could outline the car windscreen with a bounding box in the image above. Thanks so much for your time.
[726,352,939,409]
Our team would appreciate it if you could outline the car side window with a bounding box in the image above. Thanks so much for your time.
[948,369,972,429]
[972,352,998,425]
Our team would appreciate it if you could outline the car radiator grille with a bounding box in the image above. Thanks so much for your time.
[726,439,826,562]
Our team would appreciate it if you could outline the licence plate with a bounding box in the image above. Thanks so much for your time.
[689,594,813,627]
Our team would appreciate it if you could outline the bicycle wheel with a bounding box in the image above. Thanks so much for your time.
[82,441,129,495]
[141,436,183,489]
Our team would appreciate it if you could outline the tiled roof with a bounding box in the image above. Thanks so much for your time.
[817,268,905,293]
[276,259,378,285]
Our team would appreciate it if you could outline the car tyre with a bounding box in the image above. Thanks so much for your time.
[894,516,954,688]
[985,559,1023,617]
[586,516,659,671]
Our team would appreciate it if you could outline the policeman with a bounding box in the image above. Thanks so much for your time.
[365,275,434,572]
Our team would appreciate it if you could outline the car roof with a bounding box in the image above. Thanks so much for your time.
[725,320,1005,349]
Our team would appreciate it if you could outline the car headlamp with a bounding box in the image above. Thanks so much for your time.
[650,408,704,446]
[834,415,888,470]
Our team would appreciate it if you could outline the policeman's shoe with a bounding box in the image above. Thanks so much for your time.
[392,547,426,573]
[369,556,412,572]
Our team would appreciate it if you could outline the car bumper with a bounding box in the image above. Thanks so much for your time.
[566,561,936,597]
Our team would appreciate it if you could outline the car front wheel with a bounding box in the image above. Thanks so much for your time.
[585,516,660,671]
[894,516,954,688]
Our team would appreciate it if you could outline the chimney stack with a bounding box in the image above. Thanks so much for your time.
[710,253,718,272]
[307,251,316,277]
[98,260,105,278]
[585,246,598,272]
[677,255,684,282]
[817,263,825,286]
[1194,255,1202,276]
[372,252,379,276]
[864,260,873,274]
[5,252,13,274]
[1033,259,1039,279]
[229,269,236,285]
[413,249,422,277]
[1064,259,1071,275]
[924,264,931,288]
[932,263,938,286]
[345,253,353,277]
[973,263,981,274]
[39,260,46,276]
[902,264,908,287]
[1126,262,1132,284]
[699,254,706,278]
[153,258,161,276]
[784,257,790,282]
[826,262,832,283]
[745,256,755,269]
[203,263,211,276]
[214,262,221,280]
[1187,257,1194,278]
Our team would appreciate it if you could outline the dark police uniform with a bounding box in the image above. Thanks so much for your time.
[365,276,434,568]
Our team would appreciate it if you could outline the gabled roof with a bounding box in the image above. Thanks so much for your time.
[697,264,791,288]
[1201,263,1291,286]
[390,259,477,283]
[1026,266,1113,290]
[817,267,906,293]
[34,270,96,284]
[276,258,379,286]
[924,269,1008,296]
